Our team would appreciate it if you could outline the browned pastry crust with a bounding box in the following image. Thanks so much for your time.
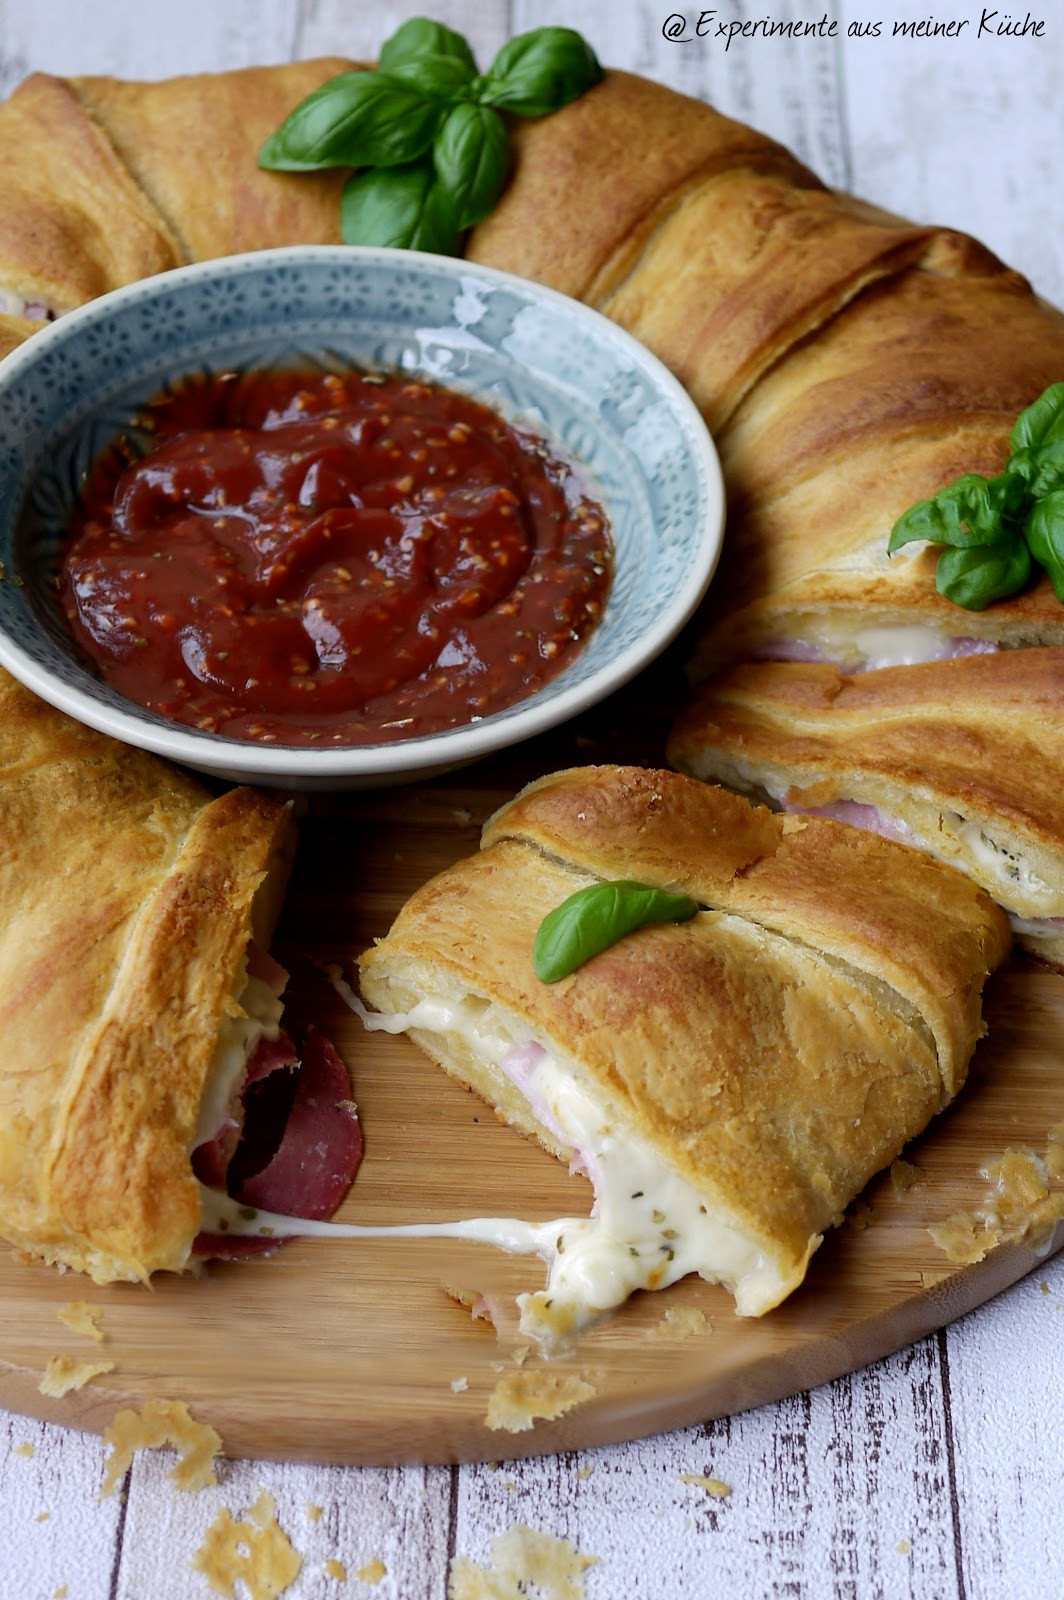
[361,767,1008,1312]
[668,653,1064,959]
[468,74,1064,665]
[0,60,350,320]
[0,72,181,313]
[0,670,294,1282]
[72,60,350,265]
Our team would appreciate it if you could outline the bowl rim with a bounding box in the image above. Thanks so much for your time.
[0,244,725,779]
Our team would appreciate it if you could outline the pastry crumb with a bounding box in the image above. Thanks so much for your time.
[681,1473,731,1499]
[511,1344,530,1367]
[306,1503,323,1522]
[847,1200,874,1231]
[485,1370,598,1433]
[13,1441,34,1458]
[192,1489,301,1600]
[36,1511,51,1522]
[101,1399,221,1498]
[929,1212,999,1264]
[57,1301,105,1342]
[355,1558,387,1585]
[576,1465,593,1481]
[53,1587,68,1599]
[896,1539,911,1554]
[451,1376,469,1393]
[448,1525,597,1600]
[38,1354,114,1398]
[890,1159,922,1194]
[648,1304,709,1340]
[324,1557,347,1581]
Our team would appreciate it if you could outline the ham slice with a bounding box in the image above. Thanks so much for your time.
[194,1029,362,1259]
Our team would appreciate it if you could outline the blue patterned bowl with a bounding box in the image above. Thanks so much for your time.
[0,247,723,787]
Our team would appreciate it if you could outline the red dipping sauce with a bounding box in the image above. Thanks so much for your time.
[59,368,613,746]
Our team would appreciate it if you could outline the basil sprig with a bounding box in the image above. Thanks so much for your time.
[533,880,699,985]
[888,381,1064,610]
[259,17,603,255]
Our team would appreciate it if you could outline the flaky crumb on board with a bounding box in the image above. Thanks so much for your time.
[323,1557,347,1581]
[890,1159,922,1195]
[485,1371,597,1434]
[681,1473,731,1499]
[451,1376,470,1393]
[38,1354,114,1398]
[100,1399,221,1498]
[13,1441,34,1458]
[305,1503,323,1522]
[648,1304,709,1341]
[356,1558,388,1585]
[929,1141,1064,1263]
[192,1489,301,1600]
[448,1525,597,1600]
[57,1301,105,1342]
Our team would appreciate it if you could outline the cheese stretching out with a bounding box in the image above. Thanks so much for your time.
[357,766,1009,1333]
[0,669,360,1283]
[668,652,1064,968]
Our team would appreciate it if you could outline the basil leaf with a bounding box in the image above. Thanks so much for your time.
[1025,490,1064,601]
[341,163,461,254]
[386,53,478,102]
[433,103,509,229]
[888,472,1022,553]
[1010,381,1064,454]
[1007,440,1064,502]
[259,72,442,172]
[481,27,603,117]
[378,16,478,75]
[533,880,699,984]
[935,540,1032,610]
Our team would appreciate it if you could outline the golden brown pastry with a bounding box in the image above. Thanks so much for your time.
[0,59,349,329]
[669,652,1064,966]
[359,766,1009,1331]
[0,668,297,1282]
[467,73,1064,674]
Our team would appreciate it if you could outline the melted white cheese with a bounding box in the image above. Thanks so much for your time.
[849,624,955,671]
[193,974,285,1148]
[215,978,789,1334]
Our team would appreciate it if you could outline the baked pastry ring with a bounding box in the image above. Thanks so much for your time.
[359,766,1009,1330]
[0,668,300,1283]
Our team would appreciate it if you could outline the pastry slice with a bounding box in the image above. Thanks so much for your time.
[0,669,359,1283]
[359,766,1008,1335]
[669,652,1064,966]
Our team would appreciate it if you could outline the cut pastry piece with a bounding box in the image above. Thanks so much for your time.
[0,669,359,1283]
[359,766,1008,1334]
[669,652,1064,966]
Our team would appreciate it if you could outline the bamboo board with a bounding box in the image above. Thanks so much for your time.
[1,657,1062,1467]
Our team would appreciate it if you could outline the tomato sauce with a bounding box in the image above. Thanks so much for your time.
[59,368,613,746]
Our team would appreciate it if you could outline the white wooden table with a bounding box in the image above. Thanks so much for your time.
[2,4,1063,1596]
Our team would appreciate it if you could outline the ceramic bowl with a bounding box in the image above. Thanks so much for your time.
[0,247,724,788]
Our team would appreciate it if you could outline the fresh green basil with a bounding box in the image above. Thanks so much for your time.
[888,473,1023,554]
[533,880,699,985]
[378,16,478,77]
[259,19,602,257]
[1006,440,1064,502]
[1025,490,1064,601]
[434,103,509,228]
[888,381,1064,610]
[1010,381,1064,453]
[259,72,442,171]
[481,27,603,117]
[341,164,460,255]
[935,539,1032,610]
[385,53,478,102]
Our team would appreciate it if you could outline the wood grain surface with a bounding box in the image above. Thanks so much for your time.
[3,2,1064,1597]
[2,664,1062,1471]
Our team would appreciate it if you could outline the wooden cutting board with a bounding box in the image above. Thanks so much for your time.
[1,655,1062,1467]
